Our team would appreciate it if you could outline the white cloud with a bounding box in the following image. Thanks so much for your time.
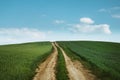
[98,8,107,12]
[0,28,46,39]
[47,31,53,34]
[100,24,112,34]
[111,6,120,10]
[99,6,120,19]
[0,28,47,44]
[111,14,120,18]
[80,17,94,24]
[54,20,65,24]
[70,18,111,34]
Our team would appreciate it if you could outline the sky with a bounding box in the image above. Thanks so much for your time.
[0,0,120,44]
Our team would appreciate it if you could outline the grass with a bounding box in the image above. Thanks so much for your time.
[56,45,69,80]
[0,42,52,80]
[58,41,120,80]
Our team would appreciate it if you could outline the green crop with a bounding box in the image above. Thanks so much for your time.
[58,41,120,80]
[0,42,52,80]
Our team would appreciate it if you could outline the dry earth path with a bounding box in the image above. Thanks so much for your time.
[33,43,58,80]
[55,42,96,80]
[33,42,96,80]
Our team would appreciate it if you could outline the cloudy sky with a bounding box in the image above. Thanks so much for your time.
[0,0,120,44]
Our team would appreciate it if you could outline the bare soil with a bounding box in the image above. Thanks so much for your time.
[55,42,96,80]
[33,42,96,80]
[33,43,58,80]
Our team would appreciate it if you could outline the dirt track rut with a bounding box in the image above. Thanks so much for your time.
[33,42,96,80]
[33,43,58,80]
[55,43,96,80]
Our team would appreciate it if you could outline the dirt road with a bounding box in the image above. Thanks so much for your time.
[33,42,96,80]
[55,43,96,80]
[33,43,58,80]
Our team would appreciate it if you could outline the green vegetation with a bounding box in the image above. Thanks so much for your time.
[0,42,52,80]
[58,41,120,80]
[56,46,69,80]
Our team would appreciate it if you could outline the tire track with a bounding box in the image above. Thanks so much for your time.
[55,42,96,80]
[33,43,58,80]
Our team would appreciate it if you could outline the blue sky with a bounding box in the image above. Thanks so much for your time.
[0,0,120,44]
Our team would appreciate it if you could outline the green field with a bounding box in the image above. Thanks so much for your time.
[58,41,120,80]
[0,41,120,80]
[0,42,52,80]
